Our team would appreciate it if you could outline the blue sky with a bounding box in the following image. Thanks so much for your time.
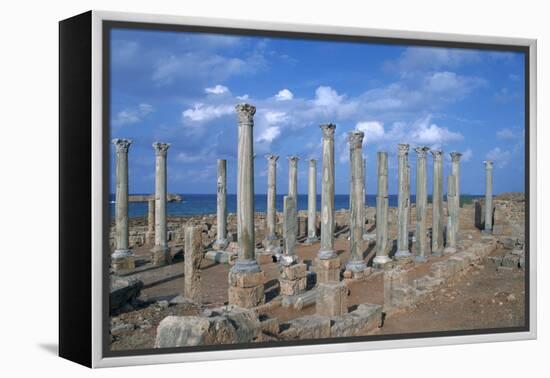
[110,28,525,195]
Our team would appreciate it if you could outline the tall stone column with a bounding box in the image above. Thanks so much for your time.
[184,226,202,302]
[288,156,299,237]
[228,104,264,308]
[264,154,281,254]
[282,195,298,264]
[450,152,462,239]
[146,198,155,245]
[151,142,170,266]
[373,152,391,268]
[213,159,228,250]
[345,131,367,278]
[431,150,444,256]
[414,146,430,262]
[316,123,340,283]
[483,160,494,233]
[305,158,318,244]
[395,143,411,259]
[444,174,457,254]
[111,138,135,272]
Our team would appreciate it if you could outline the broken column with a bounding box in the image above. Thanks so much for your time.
[317,281,348,317]
[395,143,411,259]
[431,150,444,256]
[151,142,170,266]
[414,146,430,262]
[146,198,155,245]
[345,131,367,278]
[264,154,281,254]
[184,226,202,302]
[305,159,318,244]
[228,104,265,308]
[450,152,462,239]
[373,151,391,268]
[288,156,299,238]
[111,138,135,272]
[213,159,228,250]
[316,123,341,284]
[483,160,494,233]
[444,174,457,254]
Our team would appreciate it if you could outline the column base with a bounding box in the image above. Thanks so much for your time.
[344,260,368,279]
[315,256,341,284]
[414,255,429,263]
[443,246,457,255]
[317,248,337,260]
[303,236,319,245]
[372,255,392,270]
[228,270,265,308]
[394,250,412,259]
[431,248,443,257]
[150,246,170,267]
[230,259,261,273]
[111,250,135,273]
[481,229,493,235]
[212,238,229,251]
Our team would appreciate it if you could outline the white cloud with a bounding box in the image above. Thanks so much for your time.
[264,111,288,124]
[497,128,523,140]
[236,94,249,100]
[112,103,154,127]
[205,85,229,95]
[409,116,463,146]
[356,121,385,142]
[461,148,473,162]
[257,126,281,143]
[314,86,344,107]
[182,103,234,122]
[275,89,294,101]
[486,147,511,168]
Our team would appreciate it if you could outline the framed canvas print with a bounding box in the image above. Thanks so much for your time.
[59,10,537,368]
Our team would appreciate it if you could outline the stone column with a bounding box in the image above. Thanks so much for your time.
[345,131,367,278]
[146,198,155,245]
[184,226,202,302]
[281,195,298,265]
[288,156,299,239]
[484,160,494,233]
[305,159,318,244]
[444,174,457,254]
[151,142,170,266]
[228,104,264,308]
[213,159,228,250]
[450,152,462,239]
[264,154,281,254]
[414,146,430,262]
[111,138,135,272]
[373,151,391,268]
[431,150,444,256]
[395,144,411,259]
[316,123,340,283]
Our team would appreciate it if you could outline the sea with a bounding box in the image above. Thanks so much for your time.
[109,194,483,218]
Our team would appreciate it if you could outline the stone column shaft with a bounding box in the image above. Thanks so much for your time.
[147,198,155,245]
[152,141,170,266]
[414,146,430,262]
[396,144,411,258]
[318,124,336,260]
[288,156,299,238]
[306,159,318,243]
[431,150,444,256]
[265,154,280,252]
[444,174,457,254]
[282,195,297,265]
[214,159,228,249]
[346,131,367,275]
[450,152,462,238]
[484,160,494,232]
[373,152,390,267]
[184,226,202,302]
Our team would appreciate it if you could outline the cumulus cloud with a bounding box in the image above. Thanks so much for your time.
[497,127,523,140]
[112,103,154,127]
[486,147,511,168]
[257,126,281,143]
[356,121,385,142]
[461,148,473,162]
[275,89,294,101]
[182,103,233,122]
[205,85,229,94]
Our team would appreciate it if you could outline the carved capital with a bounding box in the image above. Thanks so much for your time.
[309,158,317,166]
[265,154,279,164]
[450,151,463,162]
[320,123,336,140]
[414,146,430,158]
[484,160,494,169]
[348,130,364,149]
[152,141,170,156]
[397,143,410,157]
[235,103,256,125]
[112,138,132,153]
[287,155,299,167]
[430,149,443,161]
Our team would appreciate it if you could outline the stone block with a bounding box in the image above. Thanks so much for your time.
[315,257,341,284]
[110,276,143,315]
[317,282,348,317]
[256,251,274,265]
[228,284,265,308]
[280,263,307,280]
[111,255,135,273]
[228,270,265,288]
[279,277,307,296]
[204,250,235,263]
[330,303,382,337]
[260,317,279,336]
[279,315,331,340]
[151,247,170,266]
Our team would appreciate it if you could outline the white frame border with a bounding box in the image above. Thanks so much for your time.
[90,10,537,368]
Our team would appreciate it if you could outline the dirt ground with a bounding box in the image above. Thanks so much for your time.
[110,236,525,351]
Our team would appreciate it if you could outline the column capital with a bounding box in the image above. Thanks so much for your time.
[309,158,317,166]
[287,155,300,165]
[320,123,336,139]
[414,146,430,158]
[265,154,279,163]
[397,143,410,156]
[450,151,463,162]
[348,130,364,148]
[484,160,494,169]
[112,138,132,153]
[152,141,170,156]
[430,149,444,160]
[235,103,256,125]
